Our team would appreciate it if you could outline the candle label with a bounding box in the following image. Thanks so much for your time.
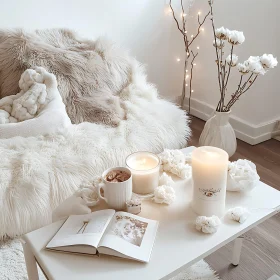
[198,187,222,200]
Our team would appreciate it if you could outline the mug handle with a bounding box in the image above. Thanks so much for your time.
[98,182,108,203]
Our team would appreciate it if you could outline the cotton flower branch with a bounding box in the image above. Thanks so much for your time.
[170,0,210,111]
[208,0,278,112]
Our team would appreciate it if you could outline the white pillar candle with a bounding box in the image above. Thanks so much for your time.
[126,152,160,195]
[191,146,228,217]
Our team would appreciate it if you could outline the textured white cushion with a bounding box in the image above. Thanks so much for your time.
[0,94,71,139]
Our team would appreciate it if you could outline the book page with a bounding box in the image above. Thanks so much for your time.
[46,209,115,249]
[98,212,158,262]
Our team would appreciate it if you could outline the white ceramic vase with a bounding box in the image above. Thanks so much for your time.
[199,111,237,157]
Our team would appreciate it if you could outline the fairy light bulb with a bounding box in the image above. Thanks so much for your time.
[191,90,194,93]
[186,75,189,79]
[184,30,187,33]
[191,34,194,38]
[177,58,181,62]
[185,84,188,86]
[187,52,189,56]
[201,27,205,31]
[198,11,201,15]
[197,46,200,50]
[185,69,188,72]
[182,13,187,17]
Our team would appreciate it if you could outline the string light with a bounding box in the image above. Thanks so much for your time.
[185,84,188,86]
[176,58,181,62]
[185,70,188,72]
[194,63,197,66]
[198,11,201,15]
[182,13,187,17]
[191,90,194,93]
[197,46,200,50]
[201,27,205,31]
[191,34,194,38]
[187,52,190,56]
[184,30,187,33]
[185,75,189,79]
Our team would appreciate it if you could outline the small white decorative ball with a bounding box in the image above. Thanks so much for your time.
[227,207,249,224]
[227,159,260,192]
[195,215,221,234]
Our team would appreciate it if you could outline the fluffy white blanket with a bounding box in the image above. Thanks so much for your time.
[0,63,189,239]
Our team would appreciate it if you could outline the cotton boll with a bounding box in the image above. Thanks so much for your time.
[226,54,238,67]
[153,185,176,205]
[237,62,250,75]
[260,54,278,69]
[227,207,249,223]
[158,149,172,164]
[195,215,221,234]
[163,162,172,172]
[213,39,225,49]
[246,56,266,75]
[227,159,260,192]
[159,172,174,186]
[215,27,230,40]
[228,30,245,45]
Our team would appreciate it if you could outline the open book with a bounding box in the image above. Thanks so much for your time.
[46,209,159,263]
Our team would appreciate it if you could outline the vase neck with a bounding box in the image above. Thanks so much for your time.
[214,111,231,125]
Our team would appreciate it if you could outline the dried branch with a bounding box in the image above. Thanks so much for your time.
[170,0,210,110]
[225,74,258,110]
[209,0,222,100]
[188,51,198,113]
[169,0,186,37]
[224,45,234,91]
[188,11,210,47]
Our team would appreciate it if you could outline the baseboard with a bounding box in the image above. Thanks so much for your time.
[181,97,279,145]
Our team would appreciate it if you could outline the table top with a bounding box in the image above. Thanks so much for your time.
[23,147,280,280]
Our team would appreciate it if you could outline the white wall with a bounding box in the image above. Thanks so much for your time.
[174,0,280,143]
[0,0,279,143]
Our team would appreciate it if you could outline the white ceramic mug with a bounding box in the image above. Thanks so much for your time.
[98,167,132,210]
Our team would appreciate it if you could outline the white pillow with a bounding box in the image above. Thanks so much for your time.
[0,94,71,139]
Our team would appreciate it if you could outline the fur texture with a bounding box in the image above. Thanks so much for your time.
[0,29,137,126]
[0,67,189,239]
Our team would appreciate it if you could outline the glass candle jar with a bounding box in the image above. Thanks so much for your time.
[126,152,160,196]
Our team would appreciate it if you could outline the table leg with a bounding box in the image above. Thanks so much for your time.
[232,237,243,266]
[20,239,39,280]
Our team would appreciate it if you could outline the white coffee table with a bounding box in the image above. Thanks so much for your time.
[22,147,280,280]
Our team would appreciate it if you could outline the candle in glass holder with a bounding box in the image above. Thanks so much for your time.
[126,152,160,195]
[191,146,228,217]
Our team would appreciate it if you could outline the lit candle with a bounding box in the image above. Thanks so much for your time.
[191,146,228,216]
[126,152,160,195]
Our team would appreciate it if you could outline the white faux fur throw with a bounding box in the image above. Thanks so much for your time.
[0,60,189,239]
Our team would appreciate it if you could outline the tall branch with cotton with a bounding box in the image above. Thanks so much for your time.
[208,0,277,112]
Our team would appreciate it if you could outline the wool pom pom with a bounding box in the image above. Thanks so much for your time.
[227,207,249,224]
[153,185,176,205]
[227,159,260,192]
[159,172,174,186]
[195,215,221,234]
